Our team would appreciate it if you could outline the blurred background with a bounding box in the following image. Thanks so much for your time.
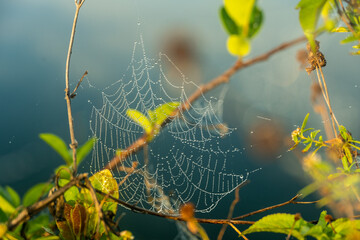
[1,0,359,239]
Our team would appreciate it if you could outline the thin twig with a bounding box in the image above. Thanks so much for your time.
[65,0,85,176]
[87,185,254,225]
[7,174,88,231]
[104,35,308,170]
[232,194,314,220]
[70,70,88,98]
[228,223,249,240]
[217,184,244,240]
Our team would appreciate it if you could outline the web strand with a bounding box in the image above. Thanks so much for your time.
[89,35,250,214]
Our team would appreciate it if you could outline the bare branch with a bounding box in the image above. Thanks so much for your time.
[217,181,248,240]
[65,0,85,176]
[232,194,318,220]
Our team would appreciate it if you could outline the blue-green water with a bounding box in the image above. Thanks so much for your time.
[1,0,359,239]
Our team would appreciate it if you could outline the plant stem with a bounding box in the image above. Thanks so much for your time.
[65,0,85,176]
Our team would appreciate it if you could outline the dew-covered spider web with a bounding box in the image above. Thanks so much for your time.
[88,35,251,215]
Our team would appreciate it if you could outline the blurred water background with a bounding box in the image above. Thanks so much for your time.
[1,0,360,239]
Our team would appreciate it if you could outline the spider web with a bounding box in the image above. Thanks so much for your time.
[88,35,250,215]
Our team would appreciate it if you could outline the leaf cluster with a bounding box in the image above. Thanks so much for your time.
[243,211,360,240]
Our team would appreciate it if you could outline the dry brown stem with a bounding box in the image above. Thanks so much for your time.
[232,194,318,220]
[91,189,317,226]
[65,0,85,176]
[70,70,88,98]
[217,185,242,240]
[105,35,308,170]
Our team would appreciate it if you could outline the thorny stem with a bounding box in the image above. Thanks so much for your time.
[104,35,308,170]
[65,0,85,177]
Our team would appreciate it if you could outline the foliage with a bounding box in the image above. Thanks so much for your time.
[126,102,180,141]
[2,0,360,239]
[219,0,263,56]
[243,211,360,239]
[296,0,360,54]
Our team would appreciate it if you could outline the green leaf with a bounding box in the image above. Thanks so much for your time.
[0,195,15,215]
[296,0,327,46]
[302,142,313,152]
[54,165,71,180]
[77,137,96,166]
[301,113,310,131]
[64,186,80,203]
[39,133,72,165]
[248,5,263,38]
[80,170,119,238]
[344,147,353,164]
[0,186,20,209]
[224,0,256,36]
[227,35,251,56]
[26,214,50,237]
[23,183,53,207]
[126,109,152,135]
[341,34,358,44]
[219,6,239,35]
[296,0,327,32]
[5,186,20,208]
[339,125,349,141]
[243,213,305,240]
[151,102,180,126]
[310,130,321,140]
[316,210,327,228]
[0,209,8,222]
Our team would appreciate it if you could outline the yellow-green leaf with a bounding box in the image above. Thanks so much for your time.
[243,213,305,240]
[151,102,180,126]
[224,0,255,36]
[23,183,53,207]
[126,109,152,135]
[0,224,7,238]
[0,195,15,215]
[39,133,72,165]
[227,35,251,56]
[332,27,349,33]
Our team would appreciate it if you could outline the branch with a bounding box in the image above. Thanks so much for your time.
[89,187,317,227]
[7,174,88,231]
[65,0,85,176]
[232,194,319,220]
[70,70,88,98]
[105,35,308,170]
[86,186,254,225]
[217,186,241,240]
